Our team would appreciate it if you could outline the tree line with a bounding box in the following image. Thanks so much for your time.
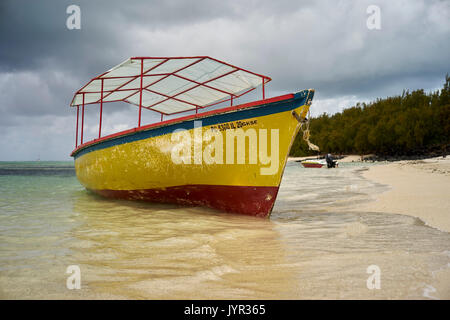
[290,75,450,157]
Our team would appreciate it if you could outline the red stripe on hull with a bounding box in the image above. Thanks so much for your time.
[301,163,323,168]
[92,185,279,218]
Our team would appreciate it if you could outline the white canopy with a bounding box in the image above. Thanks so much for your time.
[70,56,271,115]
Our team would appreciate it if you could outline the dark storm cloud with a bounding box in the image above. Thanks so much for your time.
[0,0,449,160]
[0,0,264,73]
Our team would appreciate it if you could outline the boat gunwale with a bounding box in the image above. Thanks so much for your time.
[70,93,295,157]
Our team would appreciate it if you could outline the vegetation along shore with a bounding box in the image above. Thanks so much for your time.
[291,75,450,158]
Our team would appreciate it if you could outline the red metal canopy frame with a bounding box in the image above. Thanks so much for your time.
[70,56,271,148]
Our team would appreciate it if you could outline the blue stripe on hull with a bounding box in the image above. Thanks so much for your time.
[73,90,311,159]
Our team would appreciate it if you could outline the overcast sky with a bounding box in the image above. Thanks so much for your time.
[0,0,449,160]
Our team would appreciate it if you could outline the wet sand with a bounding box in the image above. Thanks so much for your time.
[358,157,450,299]
[359,157,450,232]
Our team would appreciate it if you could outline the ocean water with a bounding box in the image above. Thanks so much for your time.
[0,161,449,299]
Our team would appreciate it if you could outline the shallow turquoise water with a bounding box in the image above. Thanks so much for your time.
[0,161,449,299]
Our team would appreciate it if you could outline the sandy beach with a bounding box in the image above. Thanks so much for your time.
[356,156,450,299]
[290,154,450,231]
[358,157,450,233]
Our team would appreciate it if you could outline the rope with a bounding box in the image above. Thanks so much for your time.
[300,110,320,152]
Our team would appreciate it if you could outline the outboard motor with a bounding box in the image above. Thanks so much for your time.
[325,153,336,168]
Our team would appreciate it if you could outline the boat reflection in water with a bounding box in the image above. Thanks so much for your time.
[70,191,294,299]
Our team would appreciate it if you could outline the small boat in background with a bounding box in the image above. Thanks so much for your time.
[301,160,325,168]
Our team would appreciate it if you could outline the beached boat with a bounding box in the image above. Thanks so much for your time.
[70,56,314,217]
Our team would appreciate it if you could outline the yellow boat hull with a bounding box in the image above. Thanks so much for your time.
[72,90,314,217]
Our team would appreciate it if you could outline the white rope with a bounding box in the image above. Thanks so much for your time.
[300,110,320,152]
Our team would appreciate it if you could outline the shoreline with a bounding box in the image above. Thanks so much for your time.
[357,157,450,233]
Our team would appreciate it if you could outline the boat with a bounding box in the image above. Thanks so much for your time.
[301,160,325,168]
[69,56,315,217]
